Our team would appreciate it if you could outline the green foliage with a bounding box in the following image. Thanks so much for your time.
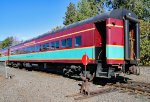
[113,0,150,20]
[0,37,13,49]
[76,0,91,21]
[76,0,106,21]
[77,0,98,21]
[63,0,105,25]
[63,2,77,25]
[140,20,150,65]
[51,26,63,32]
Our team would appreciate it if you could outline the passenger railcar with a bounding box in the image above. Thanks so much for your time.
[0,9,140,78]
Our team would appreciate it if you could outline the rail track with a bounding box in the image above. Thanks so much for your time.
[107,81,150,99]
[66,80,150,100]
[66,86,117,100]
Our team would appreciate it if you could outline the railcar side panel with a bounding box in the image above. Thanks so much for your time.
[106,18,124,64]
[8,23,96,64]
[0,49,9,62]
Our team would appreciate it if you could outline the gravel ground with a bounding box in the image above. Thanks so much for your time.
[0,66,150,102]
[126,66,150,83]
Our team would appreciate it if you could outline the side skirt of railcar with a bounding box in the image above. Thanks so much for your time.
[8,61,98,78]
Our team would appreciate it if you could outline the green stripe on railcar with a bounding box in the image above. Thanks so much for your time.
[9,47,95,61]
[106,45,124,60]
[0,56,8,61]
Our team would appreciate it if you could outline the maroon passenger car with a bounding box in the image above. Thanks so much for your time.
[0,9,140,78]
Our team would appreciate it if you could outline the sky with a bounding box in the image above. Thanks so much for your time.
[0,0,78,41]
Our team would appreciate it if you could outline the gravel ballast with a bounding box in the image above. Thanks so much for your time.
[0,66,150,102]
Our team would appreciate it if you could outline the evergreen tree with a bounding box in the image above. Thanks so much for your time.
[63,2,77,25]
[112,0,150,20]
[63,0,105,24]
[77,0,104,21]
[0,37,13,49]
[140,20,150,65]
[76,0,91,21]
[51,26,63,32]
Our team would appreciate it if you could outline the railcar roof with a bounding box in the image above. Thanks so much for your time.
[11,8,138,48]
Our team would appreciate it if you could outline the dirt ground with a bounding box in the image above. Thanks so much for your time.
[0,66,150,102]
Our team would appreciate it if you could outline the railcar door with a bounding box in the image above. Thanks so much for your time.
[129,25,135,60]
[95,21,107,65]
[124,15,140,65]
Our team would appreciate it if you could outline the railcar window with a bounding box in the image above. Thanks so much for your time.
[45,43,50,50]
[18,49,21,54]
[20,48,23,54]
[67,38,72,47]
[56,41,59,48]
[31,46,35,52]
[24,47,27,53]
[61,39,66,47]
[75,36,82,46]
[23,48,26,53]
[50,42,55,49]
[41,45,45,51]
[29,47,32,52]
[11,51,14,55]
[35,45,40,52]
[36,45,42,51]
[16,50,19,54]
[26,47,30,53]
[26,47,33,53]
[14,50,17,54]
[42,43,49,50]
[39,45,42,51]
[40,46,43,51]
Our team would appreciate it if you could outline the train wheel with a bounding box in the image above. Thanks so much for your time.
[24,63,32,71]
[63,68,72,77]
[63,68,68,77]
[129,65,140,75]
[63,65,82,77]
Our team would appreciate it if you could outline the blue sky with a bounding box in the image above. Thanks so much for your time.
[0,0,78,41]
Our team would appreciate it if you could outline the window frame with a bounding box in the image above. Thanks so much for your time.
[61,39,67,48]
[67,38,72,48]
[75,36,82,47]
[50,41,55,49]
[55,41,59,49]
[42,43,49,51]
